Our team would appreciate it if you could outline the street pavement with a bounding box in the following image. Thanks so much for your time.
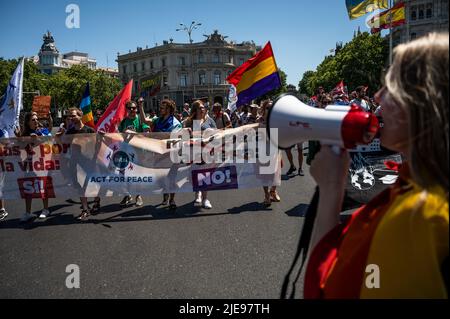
[0,151,316,299]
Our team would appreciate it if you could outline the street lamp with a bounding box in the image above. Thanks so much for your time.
[176,21,202,44]
[176,21,202,99]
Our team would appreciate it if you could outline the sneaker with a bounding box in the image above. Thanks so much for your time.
[135,195,144,207]
[120,195,132,206]
[77,209,90,221]
[0,209,8,221]
[194,192,202,204]
[39,209,50,219]
[286,166,297,175]
[298,168,305,176]
[202,199,212,209]
[20,212,33,223]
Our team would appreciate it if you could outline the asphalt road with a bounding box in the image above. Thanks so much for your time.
[0,151,316,299]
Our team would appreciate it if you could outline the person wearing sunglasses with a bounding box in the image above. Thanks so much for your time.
[118,100,150,207]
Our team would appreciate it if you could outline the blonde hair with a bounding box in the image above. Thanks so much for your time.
[385,33,449,191]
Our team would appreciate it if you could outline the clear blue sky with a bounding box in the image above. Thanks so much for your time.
[0,0,373,85]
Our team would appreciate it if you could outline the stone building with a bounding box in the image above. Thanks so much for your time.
[392,0,449,45]
[116,30,260,111]
[37,31,97,75]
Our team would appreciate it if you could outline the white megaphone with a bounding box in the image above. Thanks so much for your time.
[266,94,379,150]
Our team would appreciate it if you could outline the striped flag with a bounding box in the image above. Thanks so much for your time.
[368,2,406,34]
[80,82,95,128]
[226,42,281,108]
[346,0,389,20]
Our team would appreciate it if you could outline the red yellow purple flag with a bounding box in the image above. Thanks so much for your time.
[226,42,281,108]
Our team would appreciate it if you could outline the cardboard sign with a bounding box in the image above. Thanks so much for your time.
[31,96,51,118]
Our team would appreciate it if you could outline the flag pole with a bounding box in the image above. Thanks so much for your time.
[389,0,394,65]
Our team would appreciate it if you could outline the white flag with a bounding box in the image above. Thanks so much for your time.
[227,84,238,113]
[0,58,24,138]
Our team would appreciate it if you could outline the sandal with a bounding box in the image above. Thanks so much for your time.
[270,191,281,202]
[169,199,177,210]
[263,194,272,207]
[91,199,101,215]
[77,209,90,221]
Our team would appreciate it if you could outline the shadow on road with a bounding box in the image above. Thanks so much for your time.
[0,198,277,230]
[284,203,309,217]
[227,201,272,214]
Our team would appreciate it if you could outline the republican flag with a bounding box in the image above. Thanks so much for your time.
[368,2,406,34]
[80,82,95,128]
[226,42,281,108]
[346,0,389,20]
[95,80,133,133]
[0,58,24,138]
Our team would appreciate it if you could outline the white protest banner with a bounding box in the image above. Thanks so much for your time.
[0,125,281,199]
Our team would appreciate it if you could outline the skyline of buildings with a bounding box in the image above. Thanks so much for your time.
[117,30,259,109]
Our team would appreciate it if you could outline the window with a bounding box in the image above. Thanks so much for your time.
[418,4,425,19]
[150,60,154,69]
[212,54,219,63]
[214,71,221,85]
[411,32,417,40]
[198,54,205,63]
[180,74,187,87]
[426,3,433,19]
[141,62,145,71]
[239,58,244,66]
[133,63,137,73]
[199,72,206,85]
[178,56,186,66]
[163,76,168,87]
[411,5,417,20]
[162,58,166,67]
[134,81,139,92]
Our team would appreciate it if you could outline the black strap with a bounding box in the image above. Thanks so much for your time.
[280,187,320,299]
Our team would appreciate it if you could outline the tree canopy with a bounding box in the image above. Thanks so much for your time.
[0,58,121,113]
[297,32,389,96]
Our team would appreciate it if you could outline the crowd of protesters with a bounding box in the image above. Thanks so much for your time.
[1,80,381,222]
[0,91,289,222]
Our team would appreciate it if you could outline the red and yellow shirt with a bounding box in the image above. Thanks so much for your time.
[304,165,448,299]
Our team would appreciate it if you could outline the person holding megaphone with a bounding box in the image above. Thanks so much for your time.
[302,33,448,299]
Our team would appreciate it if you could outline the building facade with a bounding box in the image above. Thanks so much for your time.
[393,0,449,45]
[116,30,259,111]
[37,31,98,75]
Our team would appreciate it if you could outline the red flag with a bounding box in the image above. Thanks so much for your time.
[95,80,133,133]
[332,80,349,102]
[332,81,345,95]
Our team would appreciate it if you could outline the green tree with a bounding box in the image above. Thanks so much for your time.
[298,70,316,96]
[297,32,388,97]
[0,58,121,113]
